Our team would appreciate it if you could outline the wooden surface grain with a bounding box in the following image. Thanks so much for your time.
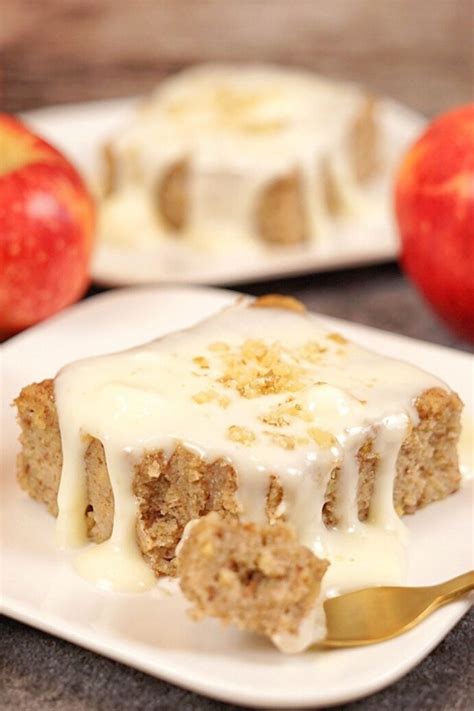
[1,0,473,116]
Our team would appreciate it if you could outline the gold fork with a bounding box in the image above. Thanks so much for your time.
[319,571,474,648]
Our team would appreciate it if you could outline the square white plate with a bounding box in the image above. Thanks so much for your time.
[22,97,424,287]
[1,286,473,708]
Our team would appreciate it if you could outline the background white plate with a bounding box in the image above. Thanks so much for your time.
[2,286,472,708]
[22,98,425,286]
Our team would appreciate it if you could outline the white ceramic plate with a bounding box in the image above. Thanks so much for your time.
[22,97,425,286]
[2,286,472,709]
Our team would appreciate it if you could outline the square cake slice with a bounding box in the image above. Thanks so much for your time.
[15,294,462,648]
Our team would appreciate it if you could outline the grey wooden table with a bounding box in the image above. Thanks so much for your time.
[1,264,473,711]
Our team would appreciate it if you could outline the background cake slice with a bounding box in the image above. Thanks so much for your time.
[98,63,383,250]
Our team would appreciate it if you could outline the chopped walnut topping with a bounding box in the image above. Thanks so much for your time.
[264,432,296,450]
[192,389,218,404]
[264,431,310,450]
[327,332,348,345]
[198,334,347,406]
[264,397,313,424]
[208,341,230,353]
[228,425,256,445]
[307,427,337,448]
[260,413,290,427]
[298,341,327,363]
[285,401,313,422]
[242,339,268,360]
[193,390,230,408]
[219,341,306,398]
[192,356,210,369]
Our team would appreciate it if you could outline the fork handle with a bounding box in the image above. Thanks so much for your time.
[433,571,474,605]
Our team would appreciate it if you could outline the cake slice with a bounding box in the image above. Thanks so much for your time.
[14,294,462,647]
[98,63,382,250]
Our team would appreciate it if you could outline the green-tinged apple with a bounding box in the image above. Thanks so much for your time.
[395,105,474,342]
[0,113,95,334]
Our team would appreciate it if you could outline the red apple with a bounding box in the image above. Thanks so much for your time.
[0,113,95,334]
[395,104,474,342]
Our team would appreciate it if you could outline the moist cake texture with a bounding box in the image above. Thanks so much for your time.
[15,295,462,648]
[99,64,382,250]
[178,513,328,639]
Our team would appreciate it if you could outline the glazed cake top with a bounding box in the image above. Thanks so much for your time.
[55,295,441,501]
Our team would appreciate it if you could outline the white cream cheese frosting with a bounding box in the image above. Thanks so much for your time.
[99,63,382,249]
[54,297,446,650]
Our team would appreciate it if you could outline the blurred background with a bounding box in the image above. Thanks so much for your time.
[2,0,472,115]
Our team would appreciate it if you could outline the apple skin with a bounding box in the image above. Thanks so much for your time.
[395,104,474,342]
[0,113,95,334]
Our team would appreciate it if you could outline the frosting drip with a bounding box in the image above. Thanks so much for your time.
[54,298,445,649]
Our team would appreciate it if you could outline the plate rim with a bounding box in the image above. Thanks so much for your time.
[2,593,470,709]
[2,283,470,362]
